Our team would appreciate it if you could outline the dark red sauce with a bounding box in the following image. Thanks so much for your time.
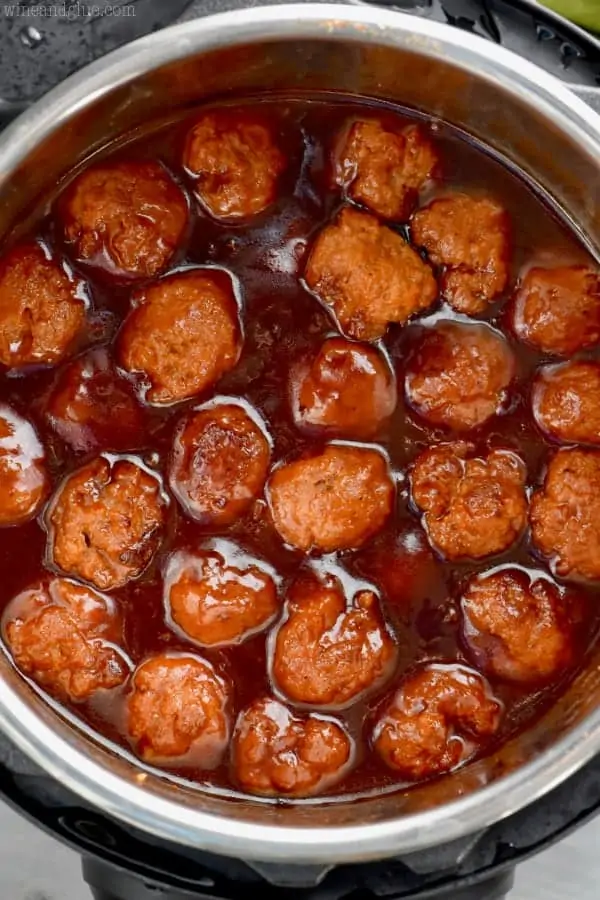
[0,93,598,803]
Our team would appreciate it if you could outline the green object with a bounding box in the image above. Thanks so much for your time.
[542,0,600,31]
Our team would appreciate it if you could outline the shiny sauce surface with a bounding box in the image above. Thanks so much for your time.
[0,93,598,803]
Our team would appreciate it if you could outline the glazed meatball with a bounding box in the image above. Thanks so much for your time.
[405,321,515,431]
[373,664,501,781]
[336,120,437,221]
[118,270,242,405]
[530,448,600,581]
[0,243,85,368]
[183,111,285,219]
[164,543,279,647]
[47,456,167,591]
[169,402,270,525]
[533,361,600,446]
[47,347,144,454]
[411,193,510,315]
[411,443,528,560]
[291,337,396,439]
[511,266,600,356]
[3,577,129,702]
[0,406,49,526]
[59,161,188,280]
[127,653,230,766]
[233,697,352,797]
[304,207,437,341]
[268,444,394,552]
[460,568,574,684]
[272,571,397,707]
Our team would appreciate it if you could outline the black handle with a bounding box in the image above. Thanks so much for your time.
[424,869,515,899]
[83,854,516,900]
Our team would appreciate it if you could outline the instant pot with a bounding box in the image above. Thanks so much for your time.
[0,1,599,898]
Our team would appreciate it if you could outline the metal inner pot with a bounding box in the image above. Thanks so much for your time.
[0,2,599,866]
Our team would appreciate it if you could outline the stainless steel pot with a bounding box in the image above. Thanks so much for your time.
[0,2,599,867]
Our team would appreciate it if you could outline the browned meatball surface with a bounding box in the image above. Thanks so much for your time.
[411,193,510,315]
[461,568,574,683]
[59,161,188,280]
[530,449,600,581]
[272,571,397,707]
[291,337,396,439]
[0,406,49,526]
[164,542,279,647]
[169,402,270,525]
[3,577,129,702]
[233,697,353,796]
[533,361,600,446]
[127,653,230,766]
[336,120,437,221]
[405,321,515,431]
[511,266,600,356]
[373,664,502,781]
[268,444,394,553]
[411,443,528,561]
[119,270,242,405]
[47,456,167,591]
[304,207,437,341]
[47,347,144,454]
[0,243,85,368]
[184,111,285,219]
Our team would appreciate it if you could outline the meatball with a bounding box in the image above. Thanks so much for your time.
[411,193,510,315]
[127,653,230,766]
[169,402,270,525]
[373,664,501,781]
[0,243,85,368]
[291,337,396,439]
[336,120,437,221]
[164,543,279,647]
[411,443,528,561]
[183,111,285,219]
[47,456,167,591]
[271,571,397,707]
[0,406,49,526]
[59,161,188,280]
[530,448,600,581]
[3,577,129,702]
[47,347,144,454]
[405,321,515,431]
[118,269,242,406]
[511,266,600,356]
[233,697,352,797]
[304,207,437,341]
[533,361,600,446]
[268,444,394,553]
[460,568,574,684]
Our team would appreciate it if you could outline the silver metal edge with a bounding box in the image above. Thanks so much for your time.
[0,3,599,863]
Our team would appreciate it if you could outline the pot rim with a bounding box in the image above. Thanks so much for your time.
[1,3,600,864]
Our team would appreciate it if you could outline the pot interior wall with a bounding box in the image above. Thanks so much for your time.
[0,32,599,843]
[2,37,600,252]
